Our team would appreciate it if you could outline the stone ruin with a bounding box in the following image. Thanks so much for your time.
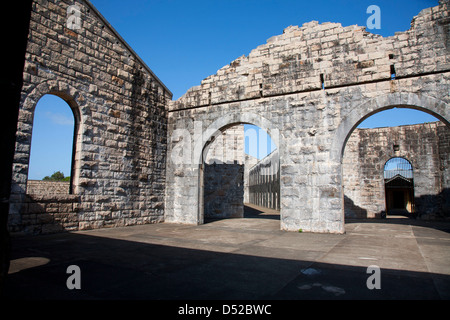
[7,0,450,234]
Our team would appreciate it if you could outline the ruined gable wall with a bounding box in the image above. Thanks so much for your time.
[170,2,449,111]
[166,1,450,233]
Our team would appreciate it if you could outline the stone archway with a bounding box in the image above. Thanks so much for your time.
[198,113,281,224]
[165,111,282,226]
[333,93,450,163]
[9,0,172,234]
[334,92,450,226]
[9,80,84,229]
[12,80,84,196]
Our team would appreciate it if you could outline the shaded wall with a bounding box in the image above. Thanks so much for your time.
[204,163,244,219]
[0,0,33,294]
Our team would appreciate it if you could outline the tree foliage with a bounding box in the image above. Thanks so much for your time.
[42,171,70,182]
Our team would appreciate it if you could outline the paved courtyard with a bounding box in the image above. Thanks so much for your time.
[3,204,450,300]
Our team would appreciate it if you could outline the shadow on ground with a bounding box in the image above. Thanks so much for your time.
[3,228,449,300]
[205,204,280,224]
[243,204,280,220]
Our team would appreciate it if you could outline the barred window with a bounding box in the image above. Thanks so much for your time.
[384,157,413,180]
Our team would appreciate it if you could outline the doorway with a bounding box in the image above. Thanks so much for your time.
[384,157,414,216]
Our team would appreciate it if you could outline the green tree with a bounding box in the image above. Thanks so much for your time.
[42,171,69,182]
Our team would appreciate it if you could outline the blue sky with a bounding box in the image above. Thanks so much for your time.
[28,0,441,179]
[29,95,75,179]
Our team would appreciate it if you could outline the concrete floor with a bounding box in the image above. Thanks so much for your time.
[3,204,450,300]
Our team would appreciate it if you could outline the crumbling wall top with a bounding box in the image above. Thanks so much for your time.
[170,2,449,111]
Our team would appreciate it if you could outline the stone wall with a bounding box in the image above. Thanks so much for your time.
[9,0,171,234]
[166,1,450,233]
[169,2,450,112]
[343,121,450,219]
[27,180,70,195]
[438,123,450,215]
[17,193,79,234]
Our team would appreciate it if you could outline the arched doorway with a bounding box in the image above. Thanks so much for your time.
[336,93,450,223]
[200,122,280,223]
[185,112,280,226]
[384,157,414,217]
[28,94,77,194]
[8,83,83,232]
[27,93,81,195]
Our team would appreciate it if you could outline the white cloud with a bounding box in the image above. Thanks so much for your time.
[45,111,74,126]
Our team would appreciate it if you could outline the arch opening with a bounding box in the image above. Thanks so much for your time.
[199,122,280,224]
[340,104,450,161]
[27,93,80,195]
[384,157,415,217]
[342,105,449,221]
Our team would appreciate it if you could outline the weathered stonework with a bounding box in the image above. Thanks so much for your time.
[10,0,171,234]
[200,121,450,221]
[166,1,450,233]
[18,193,80,234]
[26,180,70,195]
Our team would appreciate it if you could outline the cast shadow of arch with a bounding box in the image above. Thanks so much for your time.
[243,204,280,220]
[9,181,80,236]
[344,195,369,219]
